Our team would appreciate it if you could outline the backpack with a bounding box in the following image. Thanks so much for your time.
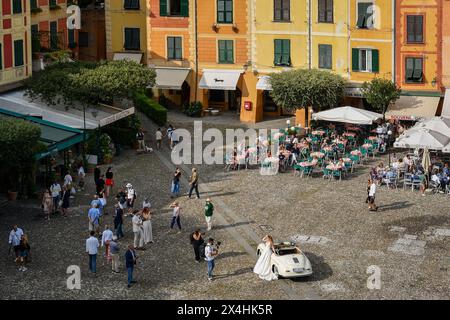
[199,243,207,259]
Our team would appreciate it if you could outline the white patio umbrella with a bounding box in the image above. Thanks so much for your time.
[394,128,450,150]
[410,116,450,138]
[311,106,382,125]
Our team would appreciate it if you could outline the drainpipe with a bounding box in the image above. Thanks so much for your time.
[308,0,312,70]
[392,0,396,84]
[194,0,199,102]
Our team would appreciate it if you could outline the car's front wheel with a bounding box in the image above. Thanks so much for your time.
[272,265,280,278]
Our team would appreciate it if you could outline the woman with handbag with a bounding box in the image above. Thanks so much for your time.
[42,189,53,220]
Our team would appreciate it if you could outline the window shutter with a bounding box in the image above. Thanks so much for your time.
[14,40,24,67]
[326,0,333,22]
[0,44,2,70]
[274,40,282,65]
[181,0,189,17]
[228,41,234,63]
[133,29,140,50]
[175,37,182,59]
[218,41,226,63]
[416,16,423,42]
[318,0,325,22]
[283,40,290,65]
[167,37,174,59]
[13,0,22,14]
[326,45,332,69]
[160,0,167,16]
[352,48,359,71]
[371,49,379,73]
[283,0,290,21]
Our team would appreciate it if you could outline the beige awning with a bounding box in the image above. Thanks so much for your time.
[386,96,440,120]
[154,67,190,90]
[256,76,272,91]
[113,53,143,64]
[199,69,243,90]
[442,89,450,117]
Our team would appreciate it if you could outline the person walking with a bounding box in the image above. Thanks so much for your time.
[96,174,105,196]
[190,230,204,263]
[126,183,136,215]
[61,185,70,217]
[114,202,124,239]
[125,245,137,288]
[86,231,99,275]
[136,128,145,152]
[18,234,31,272]
[368,179,378,211]
[50,180,62,214]
[142,197,151,209]
[105,167,114,198]
[88,203,100,236]
[142,207,153,244]
[188,168,200,199]
[169,201,182,232]
[8,225,24,261]
[41,189,53,220]
[91,195,104,219]
[94,165,101,189]
[170,128,179,149]
[110,240,120,273]
[155,128,162,150]
[63,172,73,198]
[101,225,114,262]
[77,162,85,191]
[166,125,174,147]
[205,238,218,281]
[204,198,214,231]
[132,212,144,250]
[171,167,181,198]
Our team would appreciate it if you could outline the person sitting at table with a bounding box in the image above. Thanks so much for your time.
[232,147,238,170]
[443,163,450,176]
[278,150,286,172]
[383,170,396,187]
[403,155,412,168]
[310,156,319,166]
[291,135,299,144]
[320,140,329,150]
[338,158,345,169]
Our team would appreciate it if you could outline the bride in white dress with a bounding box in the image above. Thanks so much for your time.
[253,235,278,281]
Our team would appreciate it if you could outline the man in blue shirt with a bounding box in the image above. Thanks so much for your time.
[125,245,137,288]
[91,195,103,217]
[88,203,100,236]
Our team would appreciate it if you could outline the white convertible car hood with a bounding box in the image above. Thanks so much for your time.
[274,253,310,269]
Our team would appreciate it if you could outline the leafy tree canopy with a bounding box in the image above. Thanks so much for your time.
[269,69,345,113]
[361,78,401,119]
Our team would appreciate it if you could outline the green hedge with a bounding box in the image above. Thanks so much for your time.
[103,127,136,147]
[133,91,167,126]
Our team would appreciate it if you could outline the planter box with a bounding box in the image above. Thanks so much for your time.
[7,191,18,201]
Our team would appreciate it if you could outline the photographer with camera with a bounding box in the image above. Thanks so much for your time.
[205,238,220,281]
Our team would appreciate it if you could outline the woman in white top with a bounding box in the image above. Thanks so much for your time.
[141,207,153,244]
[253,235,278,281]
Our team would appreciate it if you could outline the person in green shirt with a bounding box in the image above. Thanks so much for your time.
[204,198,214,231]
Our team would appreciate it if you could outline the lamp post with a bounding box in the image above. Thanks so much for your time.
[387,130,393,167]
[82,104,86,167]
[90,108,101,165]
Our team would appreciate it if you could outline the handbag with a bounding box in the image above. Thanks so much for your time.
[58,199,63,207]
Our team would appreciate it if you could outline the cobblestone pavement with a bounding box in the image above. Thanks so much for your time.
[1,112,449,299]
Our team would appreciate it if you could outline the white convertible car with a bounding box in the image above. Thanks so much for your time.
[257,241,313,278]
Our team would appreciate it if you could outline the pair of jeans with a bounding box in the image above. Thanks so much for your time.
[115,223,124,238]
[171,181,180,195]
[188,183,200,198]
[207,259,215,278]
[170,216,181,229]
[127,267,134,285]
[52,195,60,211]
[89,254,97,273]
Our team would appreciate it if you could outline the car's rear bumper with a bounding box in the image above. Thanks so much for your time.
[280,270,313,278]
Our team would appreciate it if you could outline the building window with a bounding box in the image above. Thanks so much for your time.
[318,44,332,69]
[50,0,57,6]
[0,44,2,70]
[79,32,89,47]
[352,48,379,72]
[31,24,40,53]
[12,0,22,14]
[31,0,38,10]
[124,28,140,51]
[318,0,333,23]
[14,40,24,67]
[217,0,233,23]
[274,39,291,66]
[50,21,58,50]
[124,0,140,10]
[218,40,234,63]
[356,2,373,29]
[407,15,423,43]
[167,37,182,60]
[160,0,189,17]
[274,0,290,22]
[405,58,423,83]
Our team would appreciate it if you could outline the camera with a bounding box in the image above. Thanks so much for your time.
[215,241,222,249]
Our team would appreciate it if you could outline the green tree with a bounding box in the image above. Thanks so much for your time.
[70,60,156,105]
[361,78,401,120]
[269,69,345,126]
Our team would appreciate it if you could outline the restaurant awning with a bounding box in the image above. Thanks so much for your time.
[386,95,440,120]
[154,67,190,90]
[441,89,450,117]
[113,53,143,64]
[256,76,272,91]
[0,90,134,129]
[199,69,243,90]
[0,108,85,160]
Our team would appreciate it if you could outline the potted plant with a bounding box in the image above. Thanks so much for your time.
[182,101,203,117]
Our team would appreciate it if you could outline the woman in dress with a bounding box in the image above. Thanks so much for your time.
[42,189,53,220]
[253,235,277,281]
[61,186,70,217]
[18,234,31,272]
[190,230,204,262]
[105,167,114,197]
[141,207,153,244]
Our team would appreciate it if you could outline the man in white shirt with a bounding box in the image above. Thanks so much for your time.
[77,165,85,191]
[368,179,378,211]
[9,225,24,260]
[132,213,144,250]
[101,225,114,262]
[50,181,61,213]
[126,183,136,215]
[170,129,179,149]
[155,128,162,150]
[205,238,218,281]
[86,231,99,274]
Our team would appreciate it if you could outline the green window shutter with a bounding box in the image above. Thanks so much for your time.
[31,0,38,10]
[160,0,168,16]
[371,49,379,72]
[282,40,290,65]
[175,37,182,59]
[352,48,359,71]
[227,40,233,63]
[50,21,58,50]
[68,29,75,47]
[0,43,2,70]
[14,40,24,67]
[274,40,282,65]
[167,37,174,59]
[13,0,22,14]
[181,0,189,17]
[218,41,226,63]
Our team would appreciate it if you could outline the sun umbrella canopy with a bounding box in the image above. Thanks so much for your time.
[311,106,382,125]
[422,147,431,170]
[410,116,450,138]
[394,128,450,150]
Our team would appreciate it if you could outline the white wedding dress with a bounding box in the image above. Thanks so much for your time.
[253,243,278,281]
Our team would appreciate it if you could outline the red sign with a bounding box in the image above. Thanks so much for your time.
[244,101,252,111]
